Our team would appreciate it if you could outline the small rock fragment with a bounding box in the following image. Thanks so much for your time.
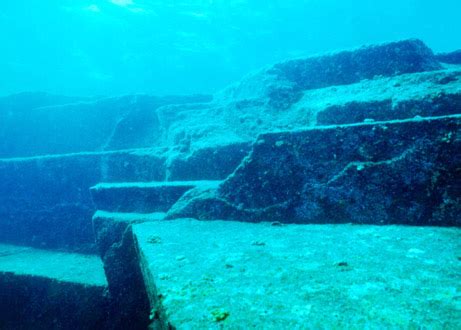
[211,309,230,322]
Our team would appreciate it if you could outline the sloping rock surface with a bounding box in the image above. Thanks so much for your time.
[156,40,460,154]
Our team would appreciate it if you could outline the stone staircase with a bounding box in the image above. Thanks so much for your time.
[90,180,222,246]
[0,147,235,329]
[0,165,226,329]
[0,39,460,328]
[86,115,461,329]
[91,180,221,214]
[88,179,223,328]
[3,111,459,329]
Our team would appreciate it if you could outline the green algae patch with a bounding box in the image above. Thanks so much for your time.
[211,309,230,322]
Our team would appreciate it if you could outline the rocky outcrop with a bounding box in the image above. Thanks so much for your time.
[156,40,459,154]
[220,39,441,106]
[168,115,461,226]
[1,38,460,328]
[2,39,458,255]
[436,50,461,64]
[1,40,458,162]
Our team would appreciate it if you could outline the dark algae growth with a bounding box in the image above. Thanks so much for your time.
[1,1,461,328]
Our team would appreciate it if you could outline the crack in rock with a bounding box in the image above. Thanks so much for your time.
[326,146,417,185]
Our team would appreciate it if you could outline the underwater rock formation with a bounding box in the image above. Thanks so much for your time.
[0,244,109,328]
[436,49,461,64]
[168,115,460,226]
[0,93,211,158]
[156,40,459,154]
[219,39,441,105]
[131,220,461,329]
[0,145,245,252]
[0,39,460,329]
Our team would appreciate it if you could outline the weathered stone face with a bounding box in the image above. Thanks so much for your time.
[0,154,103,253]
[219,39,442,104]
[1,38,460,329]
[168,115,461,226]
[267,39,441,94]
[316,92,461,126]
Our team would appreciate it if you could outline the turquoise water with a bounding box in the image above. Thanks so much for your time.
[1,0,460,97]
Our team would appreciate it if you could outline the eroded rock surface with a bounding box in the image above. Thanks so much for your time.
[1,39,460,329]
[133,220,461,329]
[168,115,461,226]
[156,40,460,154]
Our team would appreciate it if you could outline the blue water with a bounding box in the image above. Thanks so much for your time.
[1,0,460,97]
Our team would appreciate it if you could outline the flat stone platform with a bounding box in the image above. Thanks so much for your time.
[133,220,460,329]
[0,244,109,329]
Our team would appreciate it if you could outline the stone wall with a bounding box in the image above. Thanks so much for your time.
[168,115,461,226]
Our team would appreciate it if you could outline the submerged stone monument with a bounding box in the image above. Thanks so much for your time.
[0,39,460,329]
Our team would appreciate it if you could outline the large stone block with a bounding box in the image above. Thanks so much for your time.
[0,244,109,329]
[132,219,461,328]
[169,115,461,226]
[271,39,441,89]
[220,39,442,107]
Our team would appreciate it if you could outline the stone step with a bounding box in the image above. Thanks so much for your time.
[168,114,461,226]
[90,180,222,213]
[0,243,109,329]
[90,182,219,330]
[0,143,243,253]
[92,210,165,256]
[94,210,166,223]
[132,219,461,329]
[91,210,167,329]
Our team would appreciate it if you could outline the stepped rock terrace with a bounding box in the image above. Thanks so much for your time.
[0,39,460,329]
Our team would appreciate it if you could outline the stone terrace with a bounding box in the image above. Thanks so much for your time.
[0,39,460,329]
